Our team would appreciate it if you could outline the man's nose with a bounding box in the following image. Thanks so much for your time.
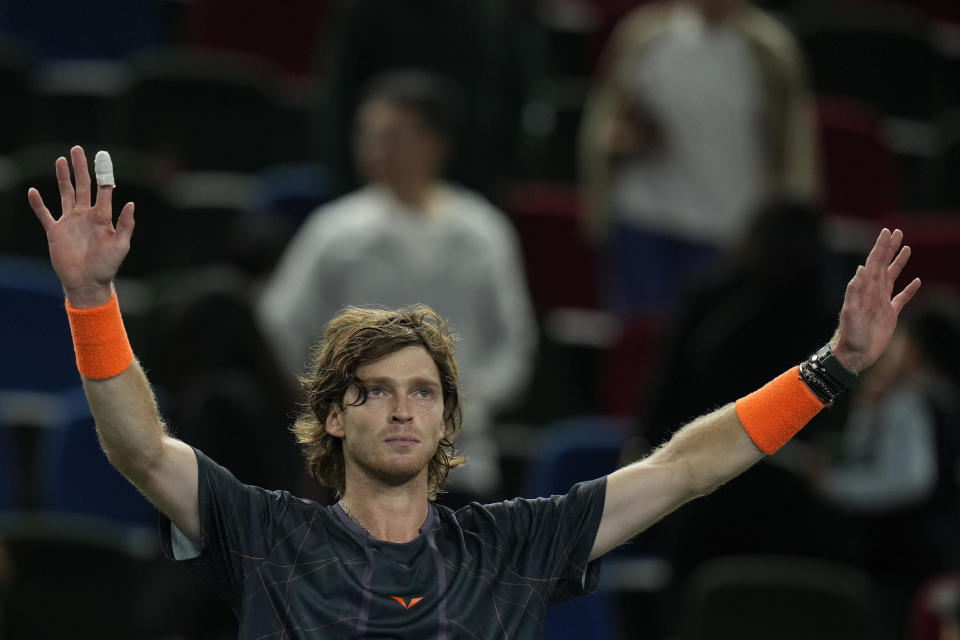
[391,395,412,423]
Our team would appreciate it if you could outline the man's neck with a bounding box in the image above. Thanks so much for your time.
[340,477,431,543]
[687,0,745,26]
[386,180,440,211]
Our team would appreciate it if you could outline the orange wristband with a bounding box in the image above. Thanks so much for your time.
[65,293,134,379]
[734,366,825,455]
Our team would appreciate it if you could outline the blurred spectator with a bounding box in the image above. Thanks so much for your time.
[791,291,960,639]
[149,268,303,494]
[909,573,960,640]
[317,0,527,194]
[259,70,537,501]
[579,0,819,313]
[639,196,835,449]
[803,291,960,578]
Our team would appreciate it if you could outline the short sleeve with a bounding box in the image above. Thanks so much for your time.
[474,477,607,605]
[158,448,297,608]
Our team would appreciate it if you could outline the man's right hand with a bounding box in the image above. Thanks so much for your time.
[27,145,135,309]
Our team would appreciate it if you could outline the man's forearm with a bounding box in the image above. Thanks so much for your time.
[81,359,167,482]
[592,404,764,559]
[646,404,765,498]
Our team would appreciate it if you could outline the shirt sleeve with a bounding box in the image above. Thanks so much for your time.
[476,477,607,605]
[158,447,296,608]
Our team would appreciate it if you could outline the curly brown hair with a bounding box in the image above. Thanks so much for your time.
[293,305,466,499]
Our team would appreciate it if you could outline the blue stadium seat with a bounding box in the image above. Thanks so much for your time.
[0,257,77,394]
[525,416,631,498]
[42,386,155,528]
[526,416,632,640]
[1,0,159,60]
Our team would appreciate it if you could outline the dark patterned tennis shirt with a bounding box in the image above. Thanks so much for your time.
[160,449,606,639]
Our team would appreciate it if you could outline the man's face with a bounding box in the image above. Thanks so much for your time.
[694,0,748,22]
[354,99,445,188]
[326,345,447,489]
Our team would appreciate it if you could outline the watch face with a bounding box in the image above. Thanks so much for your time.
[815,345,858,387]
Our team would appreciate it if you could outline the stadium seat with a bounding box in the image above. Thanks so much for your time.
[599,313,664,417]
[526,416,631,640]
[934,110,960,209]
[0,512,155,639]
[0,38,37,155]
[816,97,901,218]
[42,386,155,528]
[879,213,960,294]
[0,257,77,395]
[681,554,879,640]
[505,181,600,310]
[1,0,159,60]
[525,415,630,497]
[791,1,947,120]
[185,0,331,77]
[114,48,277,173]
[847,0,960,25]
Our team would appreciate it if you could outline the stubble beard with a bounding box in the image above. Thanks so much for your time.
[349,442,437,490]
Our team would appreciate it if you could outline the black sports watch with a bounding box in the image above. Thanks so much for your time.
[810,344,859,390]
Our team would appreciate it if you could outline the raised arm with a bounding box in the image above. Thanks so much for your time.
[28,146,200,541]
[590,228,921,559]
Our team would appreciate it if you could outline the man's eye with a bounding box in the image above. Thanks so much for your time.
[369,387,384,397]
[417,389,432,399]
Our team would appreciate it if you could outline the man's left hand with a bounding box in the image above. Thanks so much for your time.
[831,227,921,374]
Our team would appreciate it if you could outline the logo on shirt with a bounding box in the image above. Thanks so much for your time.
[391,596,424,609]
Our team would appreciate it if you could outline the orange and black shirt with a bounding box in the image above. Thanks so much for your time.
[161,449,606,639]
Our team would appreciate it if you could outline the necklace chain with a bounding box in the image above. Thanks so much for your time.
[338,499,373,537]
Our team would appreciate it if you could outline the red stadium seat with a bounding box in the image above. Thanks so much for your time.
[186,0,331,78]
[880,213,960,293]
[817,97,902,218]
[600,313,664,417]
[505,181,601,311]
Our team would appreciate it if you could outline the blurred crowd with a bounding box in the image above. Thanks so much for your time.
[2,0,960,638]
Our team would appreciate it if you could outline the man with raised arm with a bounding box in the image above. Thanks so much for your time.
[29,146,920,639]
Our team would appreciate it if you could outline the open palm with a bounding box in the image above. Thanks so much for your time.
[27,146,134,307]
[832,228,921,373]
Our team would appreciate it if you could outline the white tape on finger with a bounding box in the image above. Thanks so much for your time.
[94,150,115,187]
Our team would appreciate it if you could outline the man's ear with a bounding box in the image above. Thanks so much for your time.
[326,408,345,438]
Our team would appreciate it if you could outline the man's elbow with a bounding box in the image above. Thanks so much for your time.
[100,427,167,482]
[648,440,721,502]
[684,460,726,501]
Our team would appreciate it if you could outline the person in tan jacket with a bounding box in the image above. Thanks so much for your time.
[579,0,819,312]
